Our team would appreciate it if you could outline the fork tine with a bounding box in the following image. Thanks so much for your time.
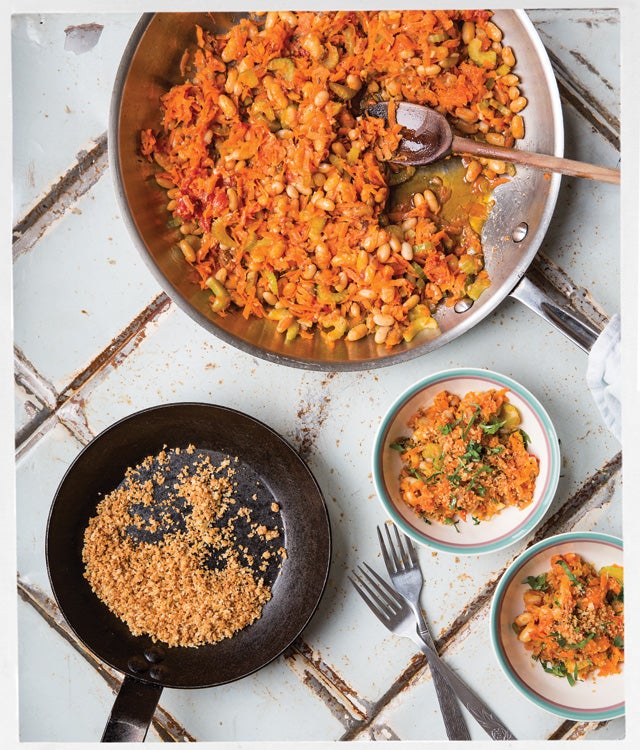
[380,523,404,572]
[348,573,385,619]
[351,564,398,613]
[359,563,404,610]
[349,567,397,622]
[404,531,420,567]
[377,525,396,575]
[386,523,403,571]
[392,522,410,570]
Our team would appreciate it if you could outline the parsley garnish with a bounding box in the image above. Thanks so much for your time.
[551,632,595,649]
[480,418,506,434]
[390,439,409,452]
[467,465,492,496]
[555,559,585,591]
[408,467,427,483]
[461,405,482,440]
[522,573,548,591]
[519,429,532,449]
[609,586,624,603]
[438,417,461,435]
[461,439,483,463]
[539,659,578,686]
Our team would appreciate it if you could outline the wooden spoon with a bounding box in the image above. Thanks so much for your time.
[368,101,620,185]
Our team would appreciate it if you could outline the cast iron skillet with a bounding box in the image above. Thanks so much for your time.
[110,10,600,370]
[46,403,332,742]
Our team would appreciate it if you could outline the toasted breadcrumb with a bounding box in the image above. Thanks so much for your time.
[82,445,285,647]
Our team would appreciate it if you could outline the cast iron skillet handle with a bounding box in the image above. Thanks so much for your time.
[509,274,600,353]
[101,675,163,742]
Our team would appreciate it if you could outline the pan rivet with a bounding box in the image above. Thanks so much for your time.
[512,222,528,242]
[149,665,167,681]
[144,647,166,664]
[127,656,148,674]
[454,297,474,313]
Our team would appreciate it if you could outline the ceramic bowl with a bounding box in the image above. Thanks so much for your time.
[490,532,624,720]
[372,368,560,554]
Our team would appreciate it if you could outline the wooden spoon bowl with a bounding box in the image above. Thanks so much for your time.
[369,101,619,184]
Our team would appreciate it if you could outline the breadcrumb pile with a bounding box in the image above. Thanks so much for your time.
[82,446,285,647]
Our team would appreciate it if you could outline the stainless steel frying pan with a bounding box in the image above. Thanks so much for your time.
[109,10,599,370]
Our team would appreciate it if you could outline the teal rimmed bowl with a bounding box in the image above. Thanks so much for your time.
[372,368,560,554]
[490,532,624,720]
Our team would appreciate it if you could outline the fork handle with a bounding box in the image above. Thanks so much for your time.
[413,636,517,741]
[410,609,470,740]
[426,651,472,739]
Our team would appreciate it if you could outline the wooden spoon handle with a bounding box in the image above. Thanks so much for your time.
[451,135,620,185]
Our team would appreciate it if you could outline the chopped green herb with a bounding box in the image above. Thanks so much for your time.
[389,439,409,452]
[480,418,506,434]
[555,560,584,591]
[519,429,532,449]
[613,635,624,649]
[470,483,486,497]
[522,573,548,591]
[551,632,595,649]
[438,417,461,435]
[447,469,462,486]
[461,439,483,463]
[540,659,577,686]
[461,405,482,440]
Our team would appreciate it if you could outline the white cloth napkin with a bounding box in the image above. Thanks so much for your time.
[586,314,621,442]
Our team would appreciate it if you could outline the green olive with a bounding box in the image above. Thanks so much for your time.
[500,403,521,431]
[421,443,442,461]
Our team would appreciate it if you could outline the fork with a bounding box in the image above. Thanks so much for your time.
[350,562,517,741]
[377,525,470,740]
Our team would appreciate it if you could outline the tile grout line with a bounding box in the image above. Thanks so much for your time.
[531,253,611,330]
[285,640,372,727]
[14,347,59,452]
[17,578,197,742]
[12,133,109,262]
[14,346,59,411]
[546,48,620,151]
[56,292,172,405]
[15,293,172,454]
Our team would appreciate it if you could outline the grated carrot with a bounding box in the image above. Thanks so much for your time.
[141,10,526,346]
[391,389,539,526]
[514,553,624,684]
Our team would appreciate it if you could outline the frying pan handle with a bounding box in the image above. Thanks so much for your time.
[101,674,163,742]
[509,274,600,353]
